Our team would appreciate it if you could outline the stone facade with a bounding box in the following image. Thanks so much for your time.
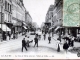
[45,5,54,27]
[0,0,32,40]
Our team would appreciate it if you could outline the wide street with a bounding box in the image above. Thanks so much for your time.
[0,31,78,58]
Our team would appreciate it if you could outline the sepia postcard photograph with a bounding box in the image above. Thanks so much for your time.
[0,0,80,59]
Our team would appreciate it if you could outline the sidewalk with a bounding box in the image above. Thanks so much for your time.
[0,33,28,44]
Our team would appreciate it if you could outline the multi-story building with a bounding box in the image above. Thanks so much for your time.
[53,0,80,37]
[0,0,31,41]
[45,5,54,34]
[45,0,80,37]
[0,0,12,40]
[52,0,63,36]
[45,5,54,28]
[12,0,28,34]
[25,11,32,28]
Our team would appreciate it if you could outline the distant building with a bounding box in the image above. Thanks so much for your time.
[25,11,32,28]
[25,12,32,24]
[45,5,54,28]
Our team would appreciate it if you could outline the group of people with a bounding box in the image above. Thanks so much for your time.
[22,34,39,52]
[21,31,52,52]
[2,31,11,40]
[21,30,76,53]
[63,35,75,52]
[43,33,51,44]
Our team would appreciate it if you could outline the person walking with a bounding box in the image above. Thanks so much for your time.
[13,33,15,39]
[48,35,51,44]
[63,40,69,53]
[22,38,27,52]
[43,34,46,40]
[42,30,44,34]
[16,31,18,38]
[71,36,74,47]
[34,34,38,47]
[8,32,11,40]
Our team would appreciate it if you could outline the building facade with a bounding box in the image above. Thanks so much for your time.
[45,5,54,34]
[25,11,32,29]
[0,0,12,40]
[0,0,32,41]
[53,0,80,37]
[45,5,54,27]
[51,0,80,37]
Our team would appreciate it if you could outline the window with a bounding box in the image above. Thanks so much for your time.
[5,1,7,10]
[8,3,9,12]
[10,5,11,12]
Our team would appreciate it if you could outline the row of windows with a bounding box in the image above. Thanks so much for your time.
[5,1,11,13]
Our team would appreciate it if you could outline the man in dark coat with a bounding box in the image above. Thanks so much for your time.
[43,34,46,40]
[22,38,27,52]
[8,32,11,40]
[63,41,69,53]
[48,35,51,44]
[34,35,38,47]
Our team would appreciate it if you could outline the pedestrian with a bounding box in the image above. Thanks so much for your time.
[26,37,30,47]
[13,33,15,39]
[68,39,71,46]
[26,40,30,47]
[63,40,69,53]
[16,32,18,39]
[22,38,27,52]
[71,36,74,47]
[48,35,51,44]
[8,32,11,40]
[42,30,43,34]
[57,43,60,52]
[34,34,38,47]
[16,31,18,38]
[43,34,46,40]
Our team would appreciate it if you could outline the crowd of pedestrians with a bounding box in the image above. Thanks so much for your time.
[21,30,76,53]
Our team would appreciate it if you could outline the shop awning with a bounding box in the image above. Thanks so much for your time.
[49,27,55,30]
[23,22,27,26]
[23,26,27,29]
[55,26,62,31]
[0,24,11,31]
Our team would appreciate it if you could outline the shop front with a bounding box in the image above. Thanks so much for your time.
[0,24,11,40]
[4,22,13,34]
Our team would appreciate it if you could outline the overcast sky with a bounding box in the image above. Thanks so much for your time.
[23,0,55,27]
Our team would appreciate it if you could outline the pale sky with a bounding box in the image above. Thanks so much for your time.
[23,0,55,27]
